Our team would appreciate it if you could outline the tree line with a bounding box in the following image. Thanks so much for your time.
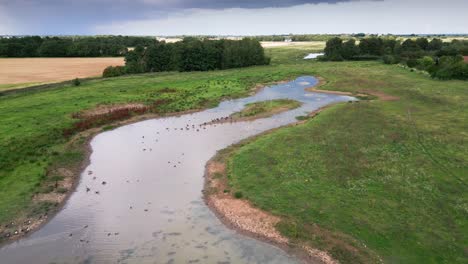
[103,38,270,77]
[0,36,155,57]
[322,37,468,80]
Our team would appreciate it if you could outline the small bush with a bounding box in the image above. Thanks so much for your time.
[72,78,81,86]
[102,125,117,131]
[234,191,243,199]
[406,59,419,68]
[383,55,398,64]
[103,66,126,78]
[296,115,310,121]
[416,56,435,71]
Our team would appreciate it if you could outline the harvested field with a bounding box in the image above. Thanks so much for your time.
[0,57,124,84]
[261,41,326,49]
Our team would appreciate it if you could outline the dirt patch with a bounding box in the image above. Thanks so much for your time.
[205,162,288,243]
[0,57,124,84]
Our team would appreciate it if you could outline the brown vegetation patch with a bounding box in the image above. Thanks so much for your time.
[78,103,147,118]
[64,100,174,136]
[65,106,149,136]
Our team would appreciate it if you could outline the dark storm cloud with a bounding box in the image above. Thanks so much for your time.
[141,0,357,9]
[1,0,466,35]
[1,0,356,34]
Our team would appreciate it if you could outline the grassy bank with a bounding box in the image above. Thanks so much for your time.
[225,60,468,262]
[0,82,44,92]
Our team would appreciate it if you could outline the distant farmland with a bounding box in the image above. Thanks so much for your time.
[0,57,124,85]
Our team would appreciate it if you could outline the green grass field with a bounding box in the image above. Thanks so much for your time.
[0,45,466,263]
[225,52,468,263]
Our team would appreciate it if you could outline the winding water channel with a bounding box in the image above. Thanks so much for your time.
[0,76,355,264]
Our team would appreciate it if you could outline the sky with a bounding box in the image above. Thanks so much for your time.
[0,0,467,35]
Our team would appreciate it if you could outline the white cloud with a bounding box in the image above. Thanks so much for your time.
[94,0,468,35]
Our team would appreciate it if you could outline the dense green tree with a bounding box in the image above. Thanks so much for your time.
[0,36,154,57]
[104,38,269,77]
[322,36,466,80]
[359,37,384,56]
[415,38,429,50]
[324,37,344,61]
[341,39,359,60]
[399,39,424,59]
[38,38,71,57]
[428,38,443,51]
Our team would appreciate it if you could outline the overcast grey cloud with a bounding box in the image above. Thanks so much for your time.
[0,0,467,35]
[139,0,357,9]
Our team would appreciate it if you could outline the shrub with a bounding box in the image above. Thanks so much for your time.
[72,78,80,86]
[103,66,126,78]
[234,191,243,199]
[430,56,468,80]
[406,59,419,68]
[416,56,435,71]
[383,55,397,64]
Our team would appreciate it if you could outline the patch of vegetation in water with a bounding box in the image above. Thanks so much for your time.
[295,115,311,121]
[231,99,301,120]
